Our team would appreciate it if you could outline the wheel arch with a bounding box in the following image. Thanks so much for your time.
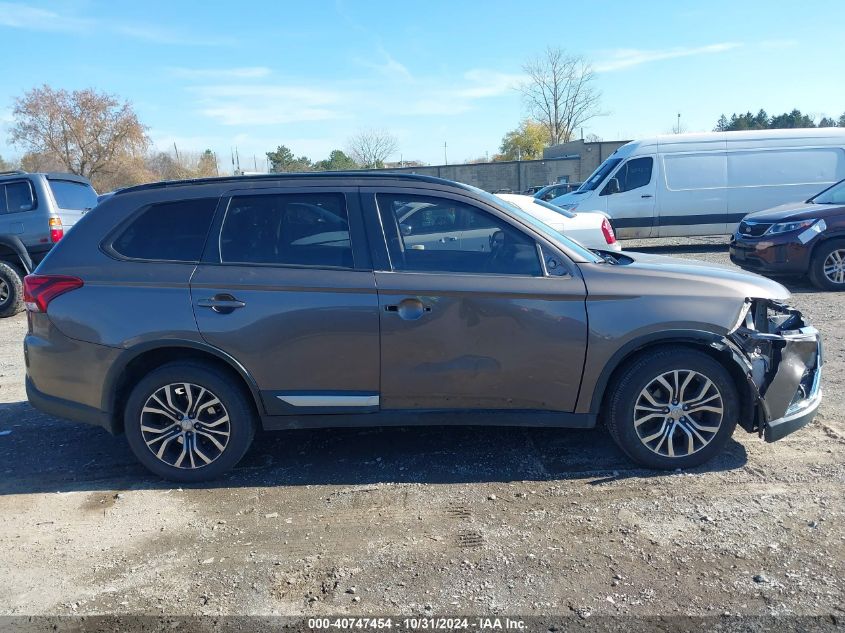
[587,331,756,431]
[0,235,33,273]
[809,230,845,260]
[104,339,265,434]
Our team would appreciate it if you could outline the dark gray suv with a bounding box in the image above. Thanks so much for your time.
[24,174,823,481]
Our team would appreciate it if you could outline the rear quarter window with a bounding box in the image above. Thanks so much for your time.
[110,198,218,262]
[49,180,98,210]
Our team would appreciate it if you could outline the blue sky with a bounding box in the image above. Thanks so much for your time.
[1,0,844,168]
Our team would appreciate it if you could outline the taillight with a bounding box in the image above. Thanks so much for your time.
[23,275,83,313]
[601,218,617,245]
[49,217,64,243]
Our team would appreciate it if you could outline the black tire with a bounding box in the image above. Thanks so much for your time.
[606,348,739,470]
[808,238,845,291]
[0,262,24,318]
[124,362,256,482]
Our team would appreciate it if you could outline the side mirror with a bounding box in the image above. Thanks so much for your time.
[400,223,412,236]
[602,178,620,196]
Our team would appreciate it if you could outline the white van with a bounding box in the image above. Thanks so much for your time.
[551,128,845,239]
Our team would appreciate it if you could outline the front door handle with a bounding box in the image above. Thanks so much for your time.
[197,293,245,314]
[641,194,653,198]
[384,298,432,320]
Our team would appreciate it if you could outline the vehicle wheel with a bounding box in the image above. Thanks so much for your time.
[124,362,256,482]
[0,262,24,318]
[606,348,739,470]
[808,239,845,291]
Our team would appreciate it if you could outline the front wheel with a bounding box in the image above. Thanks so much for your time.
[124,362,256,482]
[606,349,739,470]
[808,239,845,291]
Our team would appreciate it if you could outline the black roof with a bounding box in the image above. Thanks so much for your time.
[115,171,471,196]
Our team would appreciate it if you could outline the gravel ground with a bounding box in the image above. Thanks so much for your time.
[0,237,843,626]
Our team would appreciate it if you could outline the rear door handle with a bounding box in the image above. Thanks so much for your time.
[641,194,653,198]
[197,294,245,314]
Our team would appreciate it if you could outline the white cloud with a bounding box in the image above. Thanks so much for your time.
[0,2,89,31]
[594,42,742,72]
[169,67,273,80]
[0,2,229,45]
[356,48,412,80]
[190,84,345,126]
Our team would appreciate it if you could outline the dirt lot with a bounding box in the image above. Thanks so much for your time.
[0,237,843,625]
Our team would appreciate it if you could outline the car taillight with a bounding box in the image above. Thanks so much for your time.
[23,275,83,313]
[601,218,617,245]
[49,217,64,243]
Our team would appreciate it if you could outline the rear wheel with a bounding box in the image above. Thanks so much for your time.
[0,262,24,318]
[606,349,739,470]
[124,362,256,482]
[808,239,845,291]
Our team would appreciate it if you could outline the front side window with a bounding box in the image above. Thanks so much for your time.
[220,193,352,268]
[2,181,36,214]
[377,194,542,276]
[49,179,98,210]
[111,198,218,261]
[604,157,653,194]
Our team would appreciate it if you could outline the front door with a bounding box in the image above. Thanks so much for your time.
[368,189,588,412]
[601,156,656,239]
[191,188,381,415]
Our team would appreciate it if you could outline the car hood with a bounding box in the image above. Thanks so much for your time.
[618,250,791,301]
[743,201,842,222]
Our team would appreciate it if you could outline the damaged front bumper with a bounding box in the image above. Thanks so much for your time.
[724,299,823,442]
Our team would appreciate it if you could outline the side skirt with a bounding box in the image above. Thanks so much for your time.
[260,409,596,431]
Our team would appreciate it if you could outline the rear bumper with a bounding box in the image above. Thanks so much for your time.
[26,375,115,433]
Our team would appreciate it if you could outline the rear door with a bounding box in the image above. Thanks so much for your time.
[658,152,728,237]
[191,187,381,416]
[365,187,588,412]
[601,156,656,238]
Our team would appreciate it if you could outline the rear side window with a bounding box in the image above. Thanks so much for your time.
[49,179,98,210]
[664,153,727,190]
[1,181,36,214]
[727,148,844,187]
[219,193,353,268]
[111,198,218,262]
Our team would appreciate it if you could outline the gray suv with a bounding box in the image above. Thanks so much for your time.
[0,171,97,317]
[24,174,823,481]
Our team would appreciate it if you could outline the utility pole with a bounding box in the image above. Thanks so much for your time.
[676,113,681,134]
[173,142,180,162]
[444,141,448,165]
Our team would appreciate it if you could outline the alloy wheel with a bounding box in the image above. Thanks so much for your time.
[0,279,8,304]
[822,249,845,285]
[633,369,724,458]
[140,383,231,469]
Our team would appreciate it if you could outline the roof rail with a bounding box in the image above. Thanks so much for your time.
[0,170,27,176]
[115,171,472,196]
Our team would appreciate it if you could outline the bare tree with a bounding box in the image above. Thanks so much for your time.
[347,129,398,168]
[9,85,150,190]
[520,48,602,146]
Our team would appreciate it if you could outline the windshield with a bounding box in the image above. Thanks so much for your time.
[811,179,845,205]
[467,185,603,263]
[577,157,623,192]
[49,179,98,210]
